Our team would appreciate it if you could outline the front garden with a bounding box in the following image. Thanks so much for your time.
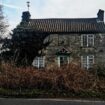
[0,63,105,99]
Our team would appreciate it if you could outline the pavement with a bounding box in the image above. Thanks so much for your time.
[0,98,105,105]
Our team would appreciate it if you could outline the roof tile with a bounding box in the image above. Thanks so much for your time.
[19,18,105,33]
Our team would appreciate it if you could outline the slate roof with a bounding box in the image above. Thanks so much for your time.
[18,18,105,34]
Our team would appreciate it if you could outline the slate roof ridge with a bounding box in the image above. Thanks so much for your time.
[30,17,97,20]
[30,17,97,22]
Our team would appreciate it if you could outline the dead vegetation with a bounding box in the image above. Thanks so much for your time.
[0,62,104,94]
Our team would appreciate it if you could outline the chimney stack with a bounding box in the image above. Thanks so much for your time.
[22,11,31,22]
[97,9,104,22]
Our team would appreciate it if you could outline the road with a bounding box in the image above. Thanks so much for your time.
[0,98,105,105]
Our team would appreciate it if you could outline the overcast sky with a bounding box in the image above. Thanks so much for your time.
[0,0,105,31]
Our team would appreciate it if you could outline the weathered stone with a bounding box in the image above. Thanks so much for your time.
[44,33,105,68]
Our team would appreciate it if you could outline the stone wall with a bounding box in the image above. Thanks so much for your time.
[95,34,105,66]
[44,33,105,68]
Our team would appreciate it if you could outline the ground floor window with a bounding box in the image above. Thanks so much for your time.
[57,56,69,67]
[32,56,45,68]
[81,55,94,69]
[56,48,70,67]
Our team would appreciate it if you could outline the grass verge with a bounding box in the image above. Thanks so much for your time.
[0,88,105,100]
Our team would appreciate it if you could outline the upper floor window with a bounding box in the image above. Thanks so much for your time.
[81,34,94,47]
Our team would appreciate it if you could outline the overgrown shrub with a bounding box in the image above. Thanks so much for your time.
[95,64,105,77]
[0,63,97,93]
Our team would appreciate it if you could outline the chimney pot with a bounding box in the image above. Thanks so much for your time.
[97,9,104,22]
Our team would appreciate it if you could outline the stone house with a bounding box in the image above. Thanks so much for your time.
[19,9,105,69]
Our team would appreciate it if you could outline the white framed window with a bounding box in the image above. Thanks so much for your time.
[32,56,45,68]
[57,56,69,67]
[81,55,94,69]
[81,34,94,47]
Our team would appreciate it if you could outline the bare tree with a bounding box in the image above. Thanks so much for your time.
[0,5,8,38]
[0,4,8,63]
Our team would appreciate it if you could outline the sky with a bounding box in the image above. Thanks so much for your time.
[0,0,105,32]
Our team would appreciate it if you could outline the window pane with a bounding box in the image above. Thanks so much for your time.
[32,57,38,67]
[81,55,94,69]
[60,56,68,66]
[81,34,94,47]
[88,55,94,68]
[32,57,45,68]
[39,57,45,68]
[88,35,94,47]
[83,35,87,46]
[81,56,87,69]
